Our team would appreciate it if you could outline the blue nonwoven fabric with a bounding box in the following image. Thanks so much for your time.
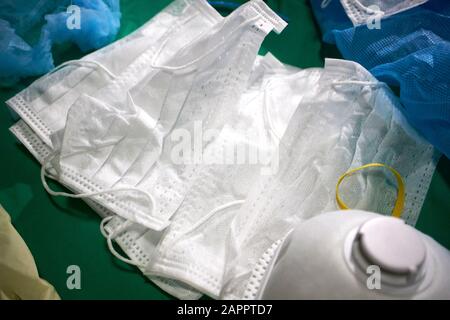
[44,0,121,52]
[0,19,53,87]
[0,0,120,87]
[310,0,450,159]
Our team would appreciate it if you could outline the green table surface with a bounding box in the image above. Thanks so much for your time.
[0,0,449,300]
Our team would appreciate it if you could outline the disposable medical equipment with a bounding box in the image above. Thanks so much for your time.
[40,0,286,230]
[7,0,221,147]
[254,210,450,299]
[221,59,438,299]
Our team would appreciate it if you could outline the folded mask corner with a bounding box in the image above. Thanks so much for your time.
[250,0,288,34]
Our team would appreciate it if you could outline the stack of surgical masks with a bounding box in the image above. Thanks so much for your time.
[6,0,439,299]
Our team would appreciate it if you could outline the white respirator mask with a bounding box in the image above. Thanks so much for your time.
[251,210,450,299]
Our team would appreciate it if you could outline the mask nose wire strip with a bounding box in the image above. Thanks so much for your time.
[100,216,146,268]
[332,80,382,88]
[335,163,405,218]
[50,59,119,79]
[40,152,157,219]
[149,16,260,71]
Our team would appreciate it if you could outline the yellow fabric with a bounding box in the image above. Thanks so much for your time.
[336,163,405,218]
[0,205,60,300]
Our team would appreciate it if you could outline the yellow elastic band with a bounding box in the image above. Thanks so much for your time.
[336,163,405,218]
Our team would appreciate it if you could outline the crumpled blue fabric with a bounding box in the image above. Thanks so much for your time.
[0,19,53,87]
[310,0,450,159]
[44,0,121,52]
[0,0,120,87]
[0,0,60,36]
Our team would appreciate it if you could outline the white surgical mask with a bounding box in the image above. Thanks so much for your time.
[220,59,439,299]
[11,52,299,300]
[7,0,222,147]
[40,0,287,231]
[96,54,298,299]
[9,0,223,226]
[144,63,321,299]
[9,53,296,302]
[9,0,224,300]
[10,114,204,300]
[340,0,429,26]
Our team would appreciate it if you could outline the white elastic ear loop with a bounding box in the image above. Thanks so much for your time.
[353,0,384,14]
[150,16,260,72]
[174,200,245,242]
[126,91,138,114]
[100,215,115,238]
[100,216,145,268]
[321,0,332,9]
[40,153,156,212]
[50,59,118,79]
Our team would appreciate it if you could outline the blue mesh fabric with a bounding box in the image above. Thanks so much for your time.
[310,0,450,158]
[371,42,450,158]
[308,0,352,43]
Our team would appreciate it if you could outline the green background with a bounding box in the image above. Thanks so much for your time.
[0,0,449,300]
